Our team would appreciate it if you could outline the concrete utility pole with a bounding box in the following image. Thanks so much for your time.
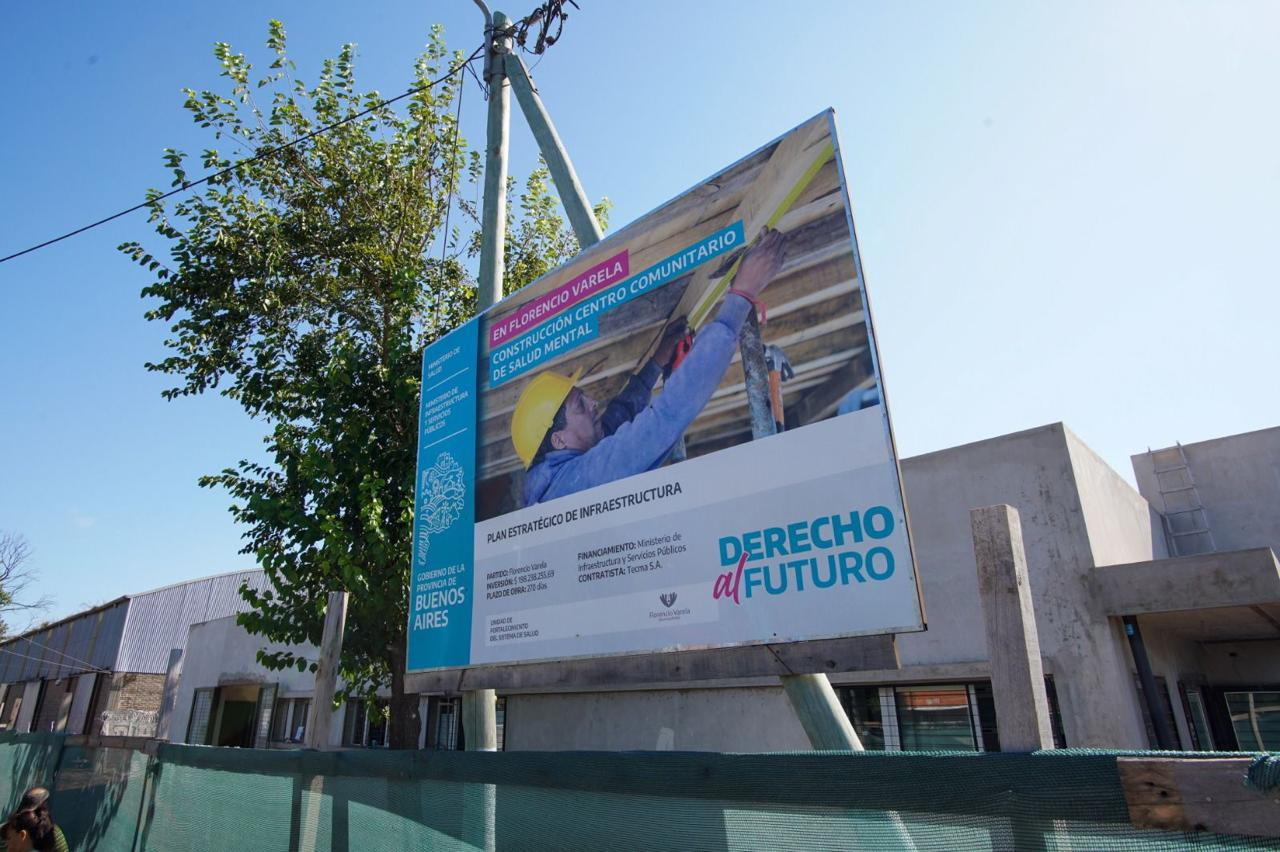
[465,2,605,760]
[969,504,1055,750]
[305,590,349,750]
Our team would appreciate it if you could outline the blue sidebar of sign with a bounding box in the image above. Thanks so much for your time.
[406,319,479,671]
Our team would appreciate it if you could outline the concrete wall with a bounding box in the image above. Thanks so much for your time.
[1133,426,1280,554]
[169,615,345,748]
[1200,640,1280,686]
[896,423,1149,747]
[1067,429,1167,567]
[506,687,810,752]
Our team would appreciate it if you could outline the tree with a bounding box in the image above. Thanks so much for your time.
[0,532,51,638]
[122,21,605,747]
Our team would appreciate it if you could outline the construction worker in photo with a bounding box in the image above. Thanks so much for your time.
[512,228,787,507]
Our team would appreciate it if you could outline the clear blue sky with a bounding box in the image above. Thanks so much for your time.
[2,1,1276,624]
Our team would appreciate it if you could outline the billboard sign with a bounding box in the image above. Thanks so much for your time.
[407,111,923,673]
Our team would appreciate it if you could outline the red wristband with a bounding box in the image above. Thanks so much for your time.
[728,289,767,324]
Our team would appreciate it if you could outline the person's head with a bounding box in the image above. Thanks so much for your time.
[548,387,602,453]
[3,808,53,852]
[17,788,49,814]
[511,367,600,468]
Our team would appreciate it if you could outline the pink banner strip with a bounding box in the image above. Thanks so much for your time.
[488,250,630,348]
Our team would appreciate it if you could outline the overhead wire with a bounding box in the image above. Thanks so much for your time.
[0,44,485,266]
[0,1,581,266]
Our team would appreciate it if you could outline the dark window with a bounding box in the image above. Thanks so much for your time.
[971,682,1000,752]
[291,699,311,743]
[426,697,460,750]
[367,701,388,748]
[344,699,367,747]
[270,697,291,741]
[496,697,507,751]
[838,686,886,750]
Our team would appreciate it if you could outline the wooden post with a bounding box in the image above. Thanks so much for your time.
[1119,756,1280,838]
[970,505,1054,750]
[477,10,512,311]
[305,591,348,750]
[780,673,862,750]
[505,52,603,249]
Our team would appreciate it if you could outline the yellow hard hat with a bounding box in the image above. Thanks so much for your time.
[511,367,583,469]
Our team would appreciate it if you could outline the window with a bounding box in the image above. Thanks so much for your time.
[1179,684,1214,750]
[894,685,976,751]
[187,688,216,745]
[345,699,367,746]
[495,697,507,751]
[425,697,460,750]
[344,698,389,748]
[270,698,311,744]
[838,687,886,750]
[291,699,311,743]
[837,679,1065,753]
[1224,691,1280,751]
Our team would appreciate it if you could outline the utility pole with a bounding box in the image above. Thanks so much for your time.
[464,3,605,760]
[477,7,512,311]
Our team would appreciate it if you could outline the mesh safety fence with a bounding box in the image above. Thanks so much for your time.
[0,733,1275,850]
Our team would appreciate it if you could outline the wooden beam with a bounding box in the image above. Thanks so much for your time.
[1119,757,1280,838]
[787,348,874,426]
[405,634,899,693]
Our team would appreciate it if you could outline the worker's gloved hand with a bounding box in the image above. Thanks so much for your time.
[732,227,787,299]
[654,316,689,369]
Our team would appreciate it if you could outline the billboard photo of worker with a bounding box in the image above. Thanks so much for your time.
[408,110,922,673]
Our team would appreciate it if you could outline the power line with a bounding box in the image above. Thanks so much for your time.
[0,44,484,266]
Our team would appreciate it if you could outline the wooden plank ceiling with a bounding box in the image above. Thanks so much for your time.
[476,113,875,487]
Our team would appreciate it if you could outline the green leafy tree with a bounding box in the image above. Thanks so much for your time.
[123,21,605,747]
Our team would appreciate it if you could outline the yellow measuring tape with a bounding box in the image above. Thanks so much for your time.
[687,141,835,329]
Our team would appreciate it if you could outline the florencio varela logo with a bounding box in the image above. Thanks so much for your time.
[659,592,678,608]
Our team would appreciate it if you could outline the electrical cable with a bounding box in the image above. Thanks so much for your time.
[0,644,108,675]
[0,44,485,266]
[3,630,109,674]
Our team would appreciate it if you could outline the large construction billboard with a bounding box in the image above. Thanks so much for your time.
[407,111,923,673]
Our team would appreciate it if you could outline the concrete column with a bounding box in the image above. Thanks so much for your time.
[780,673,863,750]
[970,504,1054,750]
[463,688,498,751]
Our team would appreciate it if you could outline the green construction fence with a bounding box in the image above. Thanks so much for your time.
[0,732,1275,850]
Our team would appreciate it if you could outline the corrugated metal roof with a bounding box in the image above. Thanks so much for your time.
[0,570,266,682]
[114,570,267,674]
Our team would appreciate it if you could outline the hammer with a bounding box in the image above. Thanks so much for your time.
[763,344,794,432]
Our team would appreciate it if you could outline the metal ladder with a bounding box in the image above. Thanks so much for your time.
[1147,443,1216,556]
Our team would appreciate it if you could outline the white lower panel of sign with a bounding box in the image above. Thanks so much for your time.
[485,581,717,647]
[468,407,921,667]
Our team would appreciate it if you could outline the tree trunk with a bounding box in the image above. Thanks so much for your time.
[388,642,420,749]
